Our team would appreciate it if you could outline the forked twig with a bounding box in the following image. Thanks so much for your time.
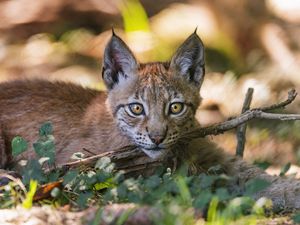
[181,89,299,140]
[261,89,297,111]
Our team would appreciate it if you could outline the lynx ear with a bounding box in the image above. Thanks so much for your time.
[170,32,205,88]
[102,33,138,90]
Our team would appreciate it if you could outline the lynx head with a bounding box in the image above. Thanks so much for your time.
[102,32,205,158]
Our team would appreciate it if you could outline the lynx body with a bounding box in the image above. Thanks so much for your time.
[0,32,206,167]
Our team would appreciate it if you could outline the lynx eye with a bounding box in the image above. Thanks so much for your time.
[129,103,144,116]
[169,102,184,115]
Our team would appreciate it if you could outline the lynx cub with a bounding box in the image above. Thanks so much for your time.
[0,32,300,211]
[0,31,205,167]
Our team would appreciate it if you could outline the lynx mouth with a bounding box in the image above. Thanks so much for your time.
[144,147,166,151]
[141,147,169,159]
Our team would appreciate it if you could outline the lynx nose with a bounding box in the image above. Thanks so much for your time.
[149,135,165,145]
[147,125,168,146]
[149,134,165,145]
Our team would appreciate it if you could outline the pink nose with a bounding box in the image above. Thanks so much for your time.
[149,135,165,145]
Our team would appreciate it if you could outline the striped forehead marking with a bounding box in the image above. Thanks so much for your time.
[133,63,178,103]
[138,62,170,89]
[138,62,169,76]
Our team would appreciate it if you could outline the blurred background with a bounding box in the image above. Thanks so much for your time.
[1,0,300,174]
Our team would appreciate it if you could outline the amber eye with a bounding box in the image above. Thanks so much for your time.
[169,102,184,115]
[129,103,144,116]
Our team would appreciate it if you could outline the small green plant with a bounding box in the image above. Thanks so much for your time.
[3,121,273,224]
[33,122,56,165]
[11,136,28,157]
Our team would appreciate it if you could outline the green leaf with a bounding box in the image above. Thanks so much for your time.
[254,161,270,170]
[96,171,111,183]
[293,213,300,223]
[145,175,161,189]
[280,162,291,176]
[48,170,60,182]
[117,184,128,199]
[245,178,271,196]
[33,135,55,164]
[63,170,79,186]
[77,192,93,208]
[39,122,53,136]
[83,171,97,186]
[200,174,216,189]
[11,136,28,157]
[193,190,212,209]
[22,160,46,185]
[216,188,230,201]
[22,180,38,209]
[94,178,114,191]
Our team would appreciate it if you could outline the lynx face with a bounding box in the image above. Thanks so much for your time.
[102,32,205,158]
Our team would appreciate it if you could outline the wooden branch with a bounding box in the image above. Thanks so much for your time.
[62,146,174,177]
[236,88,254,157]
[181,89,299,141]
[181,111,300,142]
[261,89,297,112]
[258,112,300,120]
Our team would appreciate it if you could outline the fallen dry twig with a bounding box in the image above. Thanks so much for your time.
[181,89,299,140]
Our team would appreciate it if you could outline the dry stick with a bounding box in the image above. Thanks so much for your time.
[181,89,299,140]
[63,146,140,167]
[261,89,297,112]
[235,88,254,157]
[62,89,300,169]
[62,146,169,177]
[181,110,300,141]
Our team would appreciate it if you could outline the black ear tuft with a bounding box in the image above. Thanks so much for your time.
[193,26,198,34]
[102,33,138,90]
[170,32,205,88]
[111,27,116,36]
